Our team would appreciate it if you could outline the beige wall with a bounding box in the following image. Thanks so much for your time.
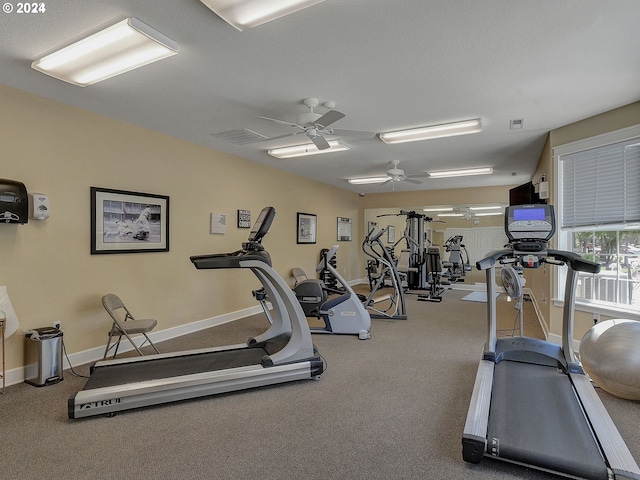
[0,85,362,370]
[532,101,640,340]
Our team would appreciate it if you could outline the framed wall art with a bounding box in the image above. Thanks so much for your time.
[237,209,251,228]
[297,212,317,244]
[387,225,395,244]
[337,217,352,241]
[91,187,169,254]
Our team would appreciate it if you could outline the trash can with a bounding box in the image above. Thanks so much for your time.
[24,327,63,387]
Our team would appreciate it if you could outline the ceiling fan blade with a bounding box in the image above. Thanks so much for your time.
[406,172,429,178]
[314,110,345,129]
[403,178,423,184]
[381,178,393,186]
[311,134,331,150]
[255,116,304,130]
[329,128,376,138]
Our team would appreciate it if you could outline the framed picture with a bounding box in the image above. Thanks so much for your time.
[91,187,169,254]
[297,212,317,244]
[337,217,352,241]
[237,209,251,228]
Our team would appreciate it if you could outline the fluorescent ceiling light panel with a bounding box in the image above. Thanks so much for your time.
[199,0,324,31]
[348,176,390,185]
[379,118,482,145]
[469,206,502,211]
[474,212,503,217]
[437,213,464,217]
[268,139,349,159]
[31,18,178,86]
[428,167,493,179]
[422,207,453,212]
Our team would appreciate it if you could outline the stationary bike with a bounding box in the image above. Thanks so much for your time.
[292,245,371,340]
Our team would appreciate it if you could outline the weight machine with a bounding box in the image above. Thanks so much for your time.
[442,235,471,282]
[378,211,448,301]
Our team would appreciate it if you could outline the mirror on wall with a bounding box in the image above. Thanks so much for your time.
[364,204,509,267]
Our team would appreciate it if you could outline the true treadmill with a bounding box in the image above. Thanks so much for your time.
[69,206,324,419]
[462,204,640,480]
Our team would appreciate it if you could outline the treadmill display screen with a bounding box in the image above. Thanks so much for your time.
[504,204,556,244]
[248,207,275,242]
[513,207,545,222]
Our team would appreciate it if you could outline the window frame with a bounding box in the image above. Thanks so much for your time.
[553,124,640,320]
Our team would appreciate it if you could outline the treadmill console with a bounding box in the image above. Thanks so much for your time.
[505,204,555,252]
[243,206,276,251]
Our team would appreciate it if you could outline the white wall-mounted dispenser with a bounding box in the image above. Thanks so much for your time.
[29,193,50,220]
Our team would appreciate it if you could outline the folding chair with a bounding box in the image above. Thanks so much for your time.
[102,294,160,359]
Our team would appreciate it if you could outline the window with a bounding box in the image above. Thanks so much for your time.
[554,125,640,317]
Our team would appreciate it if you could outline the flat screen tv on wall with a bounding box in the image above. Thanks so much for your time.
[509,181,542,206]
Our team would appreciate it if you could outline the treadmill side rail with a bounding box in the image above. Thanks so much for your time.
[69,361,317,419]
[462,359,494,463]
[570,373,640,480]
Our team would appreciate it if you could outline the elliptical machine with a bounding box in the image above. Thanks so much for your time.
[293,245,371,340]
[362,227,407,320]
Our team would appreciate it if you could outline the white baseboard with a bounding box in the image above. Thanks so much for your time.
[4,305,264,388]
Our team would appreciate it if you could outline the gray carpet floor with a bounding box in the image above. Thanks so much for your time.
[1,288,638,480]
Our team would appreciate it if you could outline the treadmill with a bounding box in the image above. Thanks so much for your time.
[69,207,324,419]
[462,204,640,480]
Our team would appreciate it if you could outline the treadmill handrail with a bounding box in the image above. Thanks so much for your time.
[190,249,271,269]
[476,248,600,275]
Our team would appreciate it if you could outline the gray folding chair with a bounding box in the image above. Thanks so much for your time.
[102,294,160,359]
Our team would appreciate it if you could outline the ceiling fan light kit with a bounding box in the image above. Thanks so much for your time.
[379,118,483,145]
[428,167,493,178]
[31,18,178,86]
[268,139,349,159]
[199,0,325,31]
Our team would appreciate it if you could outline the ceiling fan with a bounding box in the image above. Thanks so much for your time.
[255,97,372,150]
[382,160,428,185]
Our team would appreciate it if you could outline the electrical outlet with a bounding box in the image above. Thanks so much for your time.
[53,321,61,330]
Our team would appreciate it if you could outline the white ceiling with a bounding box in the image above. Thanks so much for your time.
[1,0,639,194]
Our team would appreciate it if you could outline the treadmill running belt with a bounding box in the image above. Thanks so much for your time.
[85,346,269,390]
[488,361,608,480]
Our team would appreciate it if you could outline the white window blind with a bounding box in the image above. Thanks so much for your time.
[560,139,640,228]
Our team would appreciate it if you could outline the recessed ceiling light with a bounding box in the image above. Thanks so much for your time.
[428,167,493,178]
[199,0,325,31]
[31,18,178,86]
[379,118,482,145]
[422,207,453,212]
[469,206,502,211]
[268,139,349,158]
[347,176,390,185]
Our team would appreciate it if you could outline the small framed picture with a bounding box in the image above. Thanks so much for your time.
[91,187,169,254]
[337,217,352,241]
[237,209,251,228]
[297,212,317,244]
[387,225,395,244]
